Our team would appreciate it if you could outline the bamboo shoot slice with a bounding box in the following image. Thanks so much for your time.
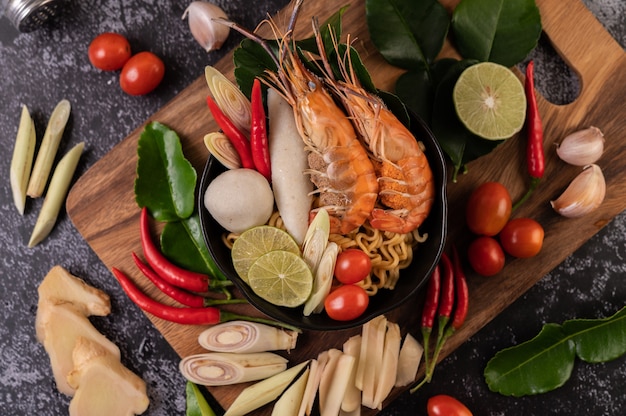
[272,367,310,416]
[395,333,423,387]
[320,353,355,416]
[27,99,71,198]
[10,105,36,215]
[224,360,309,416]
[341,335,362,412]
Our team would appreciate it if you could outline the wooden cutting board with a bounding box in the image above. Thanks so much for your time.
[66,0,626,413]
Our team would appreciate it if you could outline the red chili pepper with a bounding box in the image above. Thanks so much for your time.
[421,263,441,329]
[451,245,469,331]
[436,252,455,322]
[132,252,242,308]
[250,78,271,181]
[139,207,218,293]
[206,95,255,170]
[514,60,545,210]
[112,267,301,332]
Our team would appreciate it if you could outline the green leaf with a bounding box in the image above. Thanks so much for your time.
[161,214,227,281]
[298,5,350,56]
[451,0,542,67]
[186,381,217,416]
[135,122,197,222]
[233,39,279,98]
[485,306,626,397]
[484,323,576,396]
[395,65,433,123]
[366,0,449,70]
[563,306,626,363]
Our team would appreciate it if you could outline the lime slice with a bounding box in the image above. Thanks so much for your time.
[453,62,527,140]
[231,226,300,283]
[248,250,313,307]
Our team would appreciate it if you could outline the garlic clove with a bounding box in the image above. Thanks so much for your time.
[550,164,606,218]
[182,1,230,52]
[556,126,605,166]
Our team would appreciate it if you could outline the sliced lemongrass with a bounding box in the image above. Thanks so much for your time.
[302,208,330,274]
[179,352,287,386]
[224,361,309,416]
[303,241,339,316]
[203,131,241,169]
[27,99,71,198]
[28,142,84,247]
[205,65,251,135]
[197,321,298,353]
[10,105,37,214]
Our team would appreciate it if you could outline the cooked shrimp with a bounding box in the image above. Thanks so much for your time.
[315,28,435,234]
[219,0,378,234]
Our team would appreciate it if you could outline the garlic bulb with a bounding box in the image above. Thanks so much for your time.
[182,2,230,52]
[550,164,605,218]
[556,126,604,166]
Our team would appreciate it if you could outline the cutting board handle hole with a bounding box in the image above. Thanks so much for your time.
[520,33,581,106]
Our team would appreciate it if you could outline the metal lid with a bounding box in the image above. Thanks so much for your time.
[5,0,64,32]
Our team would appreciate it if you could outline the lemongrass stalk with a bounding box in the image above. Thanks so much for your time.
[27,99,71,198]
[205,66,251,134]
[10,105,37,214]
[28,141,84,247]
[197,321,298,353]
[179,352,287,386]
[224,361,309,416]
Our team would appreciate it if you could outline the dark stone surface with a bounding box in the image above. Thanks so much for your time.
[0,0,623,415]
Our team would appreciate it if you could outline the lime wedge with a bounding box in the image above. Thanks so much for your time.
[453,62,526,140]
[248,250,313,307]
[231,226,300,283]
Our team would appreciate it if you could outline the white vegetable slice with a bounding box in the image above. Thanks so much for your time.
[179,352,287,386]
[197,321,298,353]
[299,351,330,416]
[272,367,310,416]
[204,131,241,169]
[205,65,251,135]
[320,352,356,416]
[395,333,423,387]
[267,88,314,245]
[318,349,342,414]
[224,360,309,416]
[341,335,362,412]
[303,241,339,316]
[10,105,36,215]
[372,321,402,409]
[357,315,387,408]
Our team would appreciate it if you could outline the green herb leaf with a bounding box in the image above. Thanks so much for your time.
[366,0,449,71]
[485,307,626,397]
[451,0,542,67]
[186,381,217,416]
[161,214,227,281]
[233,39,278,98]
[135,122,197,222]
[484,323,575,396]
[563,306,626,363]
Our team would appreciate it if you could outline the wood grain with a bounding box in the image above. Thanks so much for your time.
[66,0,626,413]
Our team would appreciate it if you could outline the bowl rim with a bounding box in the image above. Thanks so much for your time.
[198,111,448,331]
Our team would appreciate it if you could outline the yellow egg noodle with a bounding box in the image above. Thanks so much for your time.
[222,210,427,296]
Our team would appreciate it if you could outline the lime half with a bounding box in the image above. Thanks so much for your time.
[231,226,300,283]
[248,250,313,307]
[453,62,526,140]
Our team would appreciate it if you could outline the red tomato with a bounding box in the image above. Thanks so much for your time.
[120,52,165,96]
[88,32,131,71]
[334,249,372,284]
[466,182,512,236]
[324,285,369,321]
[427,394,473,416]
[467,236,505,276]
[499,218,544,258]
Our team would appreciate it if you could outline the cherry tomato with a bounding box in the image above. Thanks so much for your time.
[466,182,512,236]
[499,218,544,258]
[427,394,473,416]
[119,52,165,96]
[467,236,505,276]
[334,249,372,284]
[88,32,131,71]
[324,285,369,321]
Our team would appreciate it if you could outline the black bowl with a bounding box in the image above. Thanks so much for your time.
[199,111,447,331]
